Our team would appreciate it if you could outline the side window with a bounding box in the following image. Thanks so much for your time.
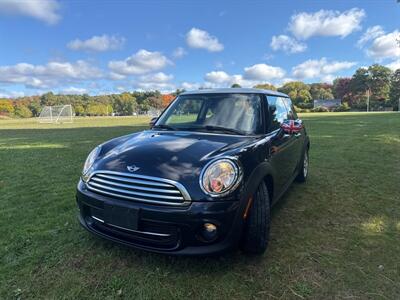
[282,98,298,120]
[267,96,288,131]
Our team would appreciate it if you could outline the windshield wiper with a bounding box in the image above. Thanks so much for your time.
[153,124,177,131]
[201,125,246,135]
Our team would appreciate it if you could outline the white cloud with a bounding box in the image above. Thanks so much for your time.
[0,60,102,89]
[172,47,187,58]
[109,72,126,81]
[270,35,307,53]
[134,72,175,91]
[280,78,295,85]
[139,72,173,83]
[181,82,201,90]
[366,30,400,60]
[357,25,385,48]
[60,87,88,94]
[67,35,125,52]
[0,89,25,98]
[292,58,356,80]
[320,74,336,83]
[108,49,172,78]
[386,59,400,71]
[135,82,175,91]
[204,71,232,84]
[230,75,259,87]
[203,72,260,88]
[204,64,285,88]
[0,0,60,24]
[186,28,224,52]
[289,8,365,40]
[243,64,285,81]
[204,71,250,87]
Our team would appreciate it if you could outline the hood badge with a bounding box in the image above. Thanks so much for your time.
[127,165,140,172]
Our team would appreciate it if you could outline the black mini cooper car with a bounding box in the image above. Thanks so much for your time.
[76,88,309,255]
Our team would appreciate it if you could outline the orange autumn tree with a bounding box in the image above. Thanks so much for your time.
[161,94,175,108]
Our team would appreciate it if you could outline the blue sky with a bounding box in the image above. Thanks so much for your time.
[0,0,399,97]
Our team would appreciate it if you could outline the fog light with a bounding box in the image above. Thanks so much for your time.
[201,223,218,241]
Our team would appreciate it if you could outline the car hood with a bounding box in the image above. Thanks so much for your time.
[95,130,258,183]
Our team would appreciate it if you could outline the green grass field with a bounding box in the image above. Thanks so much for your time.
[1,113,399,299]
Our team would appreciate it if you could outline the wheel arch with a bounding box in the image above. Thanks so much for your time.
[243,162,276,204]
[263,174,274,204]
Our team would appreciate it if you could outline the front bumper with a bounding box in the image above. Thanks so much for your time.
[76,180,247,255]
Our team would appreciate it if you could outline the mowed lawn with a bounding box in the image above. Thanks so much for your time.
[1,113,399,299]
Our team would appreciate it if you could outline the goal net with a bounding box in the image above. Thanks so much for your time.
[38,105,74,123]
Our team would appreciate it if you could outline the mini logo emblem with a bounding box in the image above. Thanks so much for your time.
[127,165,140,172]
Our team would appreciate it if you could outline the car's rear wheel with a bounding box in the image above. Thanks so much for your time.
[240,181,271,254]
[296,147,309,182]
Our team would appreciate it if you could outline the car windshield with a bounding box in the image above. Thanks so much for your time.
[155,93,262,135]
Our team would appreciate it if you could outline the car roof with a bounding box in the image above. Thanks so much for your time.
[180,88,288,98]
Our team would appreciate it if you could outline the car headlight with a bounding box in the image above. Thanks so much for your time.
[82,146,101,178]
[200,158,242,197]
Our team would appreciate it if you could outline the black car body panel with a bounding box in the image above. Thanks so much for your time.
[76,88,309,255]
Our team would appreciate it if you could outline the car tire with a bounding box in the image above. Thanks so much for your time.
[240,181,271,255]
[295,147,309,183]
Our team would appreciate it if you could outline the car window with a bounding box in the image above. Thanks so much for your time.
[157,94,263,135]
[267,96,288,131]
[282,98,298,120]
[165,98,203,124]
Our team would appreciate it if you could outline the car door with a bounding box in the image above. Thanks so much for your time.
[282,97,305,168]
[266,96,299,195]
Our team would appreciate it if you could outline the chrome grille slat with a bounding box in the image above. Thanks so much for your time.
[91,177,181,194]
[88,181,184,200]
[96,173,172,188]
[86,185,184,206]
[86,171,190,206]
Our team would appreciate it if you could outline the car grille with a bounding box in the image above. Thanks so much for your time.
[86,171,190,206]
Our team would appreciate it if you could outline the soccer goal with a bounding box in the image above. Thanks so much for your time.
[38,105,74,123]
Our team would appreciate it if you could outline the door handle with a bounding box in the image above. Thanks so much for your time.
[294,133,301,138]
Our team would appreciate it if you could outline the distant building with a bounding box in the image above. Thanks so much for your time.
[313,99,341,108]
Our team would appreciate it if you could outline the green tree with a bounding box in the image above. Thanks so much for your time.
[138,98,150,112]
[28,98,42,117]
[278,81,312,103]
[389,69,400,110]
[231,83,241,88]
[113,93,137,115]
[309,83,334,100]
[298,89,312,103]
[368,64,392,102]
[14,104,33,118]
[40,92,58,106]
[350,65,392,107]
[350,68,370,106]
[253,83,277,90]
[86,103,109,116]
[74,104,85,116]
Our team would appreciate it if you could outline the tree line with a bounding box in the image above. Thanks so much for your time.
[0,64,399,118]
[0,91,177,118]
[253,64,400,112]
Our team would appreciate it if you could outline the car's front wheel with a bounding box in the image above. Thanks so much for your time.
[240,181,271,254]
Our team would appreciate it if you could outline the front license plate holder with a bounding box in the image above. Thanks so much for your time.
[103,203,139,231]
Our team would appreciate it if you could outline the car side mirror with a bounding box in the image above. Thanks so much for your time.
[149,117,158,128]
[281,119,303,134]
